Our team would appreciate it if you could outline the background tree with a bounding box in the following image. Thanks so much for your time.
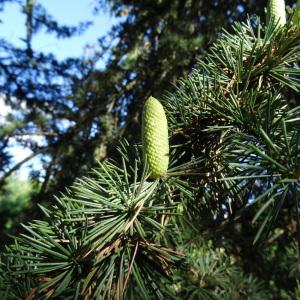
[0,175,35,230]
[0,0,92,186]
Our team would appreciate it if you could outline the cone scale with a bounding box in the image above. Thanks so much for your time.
[267,0,286,27]
[142,96,169,179]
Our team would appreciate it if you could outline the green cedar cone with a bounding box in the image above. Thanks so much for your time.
[267,0,286,27]
[142,96,169,179]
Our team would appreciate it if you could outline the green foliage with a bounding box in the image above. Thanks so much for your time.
[0,175,34,229]
[292,0,300,26]
[0,141,196,299]
[165,17,300,229]
[176,244,268,299]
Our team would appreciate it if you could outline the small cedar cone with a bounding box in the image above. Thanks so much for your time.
[142,96,169,179]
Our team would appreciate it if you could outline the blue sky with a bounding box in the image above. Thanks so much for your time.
[0,0,115,179]
[0,0,114,59]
